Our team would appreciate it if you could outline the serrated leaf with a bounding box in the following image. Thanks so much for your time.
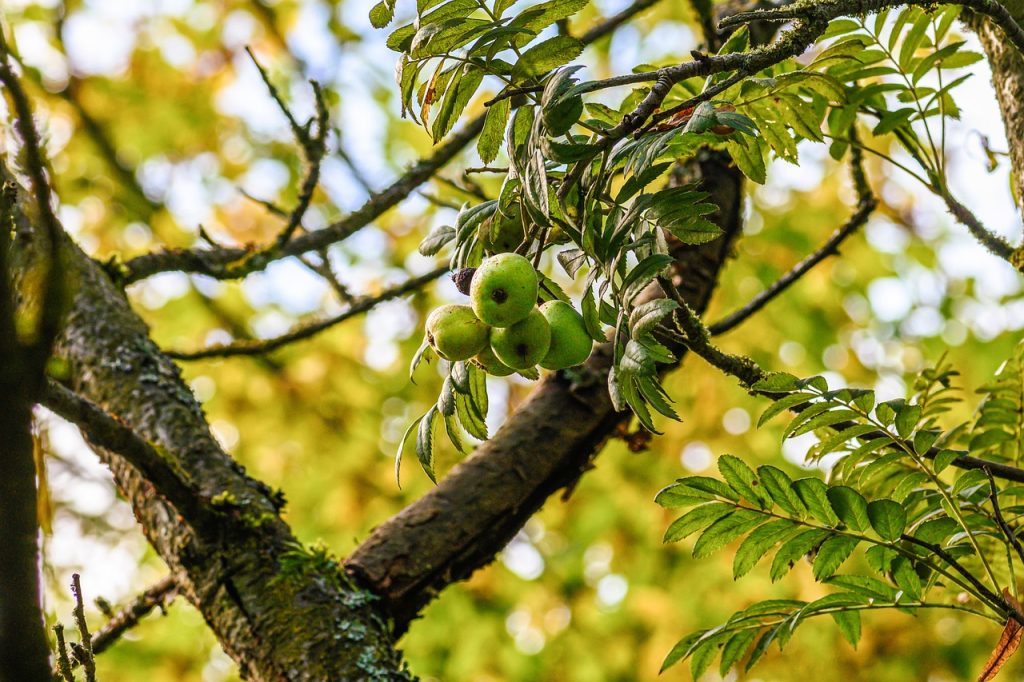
[831,609,862,647]
[369,0,397,28]
[826,486,870,532]
[770,529,829,582]
[793,478,840,527]
[812,534,859,580]
[733,519,796,579]
[719,455,770,509]
[692,510,765,559]
[866,499,906,541]
[416,407,440,482]
[479,97,511,164]
[512,36,583,83]
[757,466,806,517]
[419,224,457,255]
[664,502,735,542]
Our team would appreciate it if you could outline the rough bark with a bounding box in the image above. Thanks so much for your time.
[346,152,745,631]
[968,1,1024,214]
[9,206,411,680]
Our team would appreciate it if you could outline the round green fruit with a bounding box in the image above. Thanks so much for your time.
[538,300,593,370]
[490,308,550,370]
[470,253,538,327]
[425,304,488,361]
[472,342,515,377]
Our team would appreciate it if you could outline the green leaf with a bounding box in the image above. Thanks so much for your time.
[508,0,588,47]
[369,0,397,28]
[894,404,921,439]
[757,466,806,517]
[719,455,770,509]
[826,486,870,532]
[831,609,862,647]
[866,499,906,541]
[932,449,961,474]
[752,372,800,394]
[419,224,456,255]
[733,519,797,579]
[770,529,830,582]
[416,406,440,483]
[793,478,840,527]
[692,510,765,559]
[719,630,757,675]
[478,97,511,164]
[664,502,735,542]
[812,534,859,580]
[725,135,767,184]
[758,392,817,427]
[395,414,425,486]
[512,36,584,83]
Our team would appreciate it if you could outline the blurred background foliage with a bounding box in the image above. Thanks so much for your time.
[5,0,1023,679]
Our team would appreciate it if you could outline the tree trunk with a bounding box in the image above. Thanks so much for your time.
[968,1,1024,214]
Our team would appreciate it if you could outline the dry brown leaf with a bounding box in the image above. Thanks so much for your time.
[977,589,1024,682]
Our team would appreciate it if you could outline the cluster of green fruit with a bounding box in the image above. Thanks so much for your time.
[425,253,593,376]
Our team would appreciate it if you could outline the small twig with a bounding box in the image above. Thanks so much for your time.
[987,468,1024,568]
[942,190,1022,272]
[87,576,178,659]
[71,574,97,682]
[53,624,74,682]
[166,267,447,360]
[710,141,876,334]
[244,46,307,145]
[899,534,1016,622]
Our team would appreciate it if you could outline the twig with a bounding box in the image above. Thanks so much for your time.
[120,114,488,282]
[659,277,1024,486]
[710,141,876,334]
[82,576,178,661]
[942,190,1022,272]
[54,624,74,682]
[899,534,1016,622]
[986,468,1024,568]
[166,267,447,360]
[71,574,97,682]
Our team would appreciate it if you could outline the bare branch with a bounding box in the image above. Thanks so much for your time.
[942,190,1023,272]
[82,576,178,663]
[120,114,487,283]
[166,266,447,360]
[70,574,97,682]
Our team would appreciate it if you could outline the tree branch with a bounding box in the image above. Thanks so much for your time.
[120,113,486,283]
[166,266,447,360]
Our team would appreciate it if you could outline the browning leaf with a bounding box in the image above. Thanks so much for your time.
[977,589,1024,682]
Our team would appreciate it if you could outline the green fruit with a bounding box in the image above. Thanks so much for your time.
[472,341,515,377]
[490,308,550,370]
[470,253,538,327]
[538,300,593,370]
[425,304,488,361]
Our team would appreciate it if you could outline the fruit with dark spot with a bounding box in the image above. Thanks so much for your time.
[470,253,538,327]
[490,308,550,370]
[538,300,592,370]
[425,304,488,361]
[472,341,515,377]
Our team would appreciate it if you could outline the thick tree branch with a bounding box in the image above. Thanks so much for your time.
[166,266,447,360]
